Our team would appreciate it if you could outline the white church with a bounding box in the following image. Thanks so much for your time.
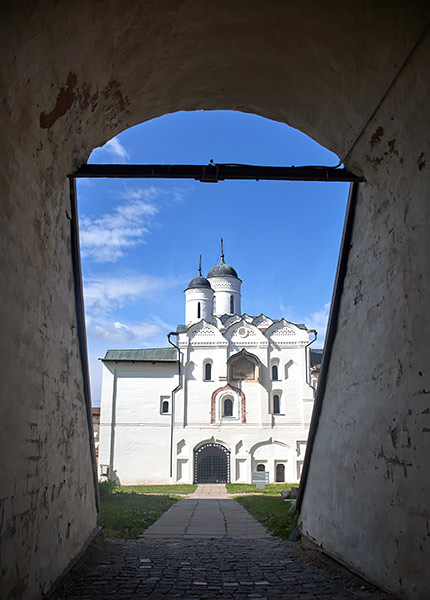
[98,245,320,485]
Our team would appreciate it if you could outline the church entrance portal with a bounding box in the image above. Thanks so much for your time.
[194,443,230,484]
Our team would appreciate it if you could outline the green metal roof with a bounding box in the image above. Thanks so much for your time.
[102,348,178,362]
[207,261,238,278]
[186,274,212,290]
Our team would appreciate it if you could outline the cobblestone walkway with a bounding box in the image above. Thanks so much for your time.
[52,537,395,600]
[52,486,396,599]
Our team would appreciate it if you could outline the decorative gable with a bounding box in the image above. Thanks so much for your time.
[225,320,268,348]
[253,314,274,329]
[188,321,226,346]
[271,326,295,337]
[223,315,242,328]
[265,319,308,347]
[241,314,254,323]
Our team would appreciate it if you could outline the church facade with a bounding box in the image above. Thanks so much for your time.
[98,249,318,485]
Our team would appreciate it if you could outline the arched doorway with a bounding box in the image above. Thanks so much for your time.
[194,442,230,484]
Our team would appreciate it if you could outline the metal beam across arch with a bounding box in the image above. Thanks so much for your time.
[72,163,363,183]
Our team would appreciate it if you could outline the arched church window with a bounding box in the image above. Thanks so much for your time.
[230,295,234,314]
[223,398,233,417]
[273,394,280,414]
[161,399,169,414]
[272,365,279,380]
[204,362,212,381]
[213,296,216,312]
[197,302,201,319]
[256,463,265,472]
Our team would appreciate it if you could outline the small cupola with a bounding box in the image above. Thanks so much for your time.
[184,256,214,326]
[207,243,239,279]
[207,239,242,317]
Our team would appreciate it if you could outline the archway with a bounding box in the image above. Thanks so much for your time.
[194,442,230,484]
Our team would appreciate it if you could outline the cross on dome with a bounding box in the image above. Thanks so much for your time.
[207,239,239,279]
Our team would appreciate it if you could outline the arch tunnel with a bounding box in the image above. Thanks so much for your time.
[1,2,430,598]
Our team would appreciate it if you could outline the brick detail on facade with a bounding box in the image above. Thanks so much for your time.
[211,384,246,424]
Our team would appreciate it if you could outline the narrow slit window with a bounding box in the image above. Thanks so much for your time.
[272,365,278,380]
[197,302,201,319]
[273,394,280,414]
[205,362,212,381]
[230,295,234,314]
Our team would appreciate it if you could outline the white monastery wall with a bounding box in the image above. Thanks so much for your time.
[99,362,177,484]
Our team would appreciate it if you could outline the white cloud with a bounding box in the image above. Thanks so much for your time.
[79,185,188,263]
[79,193,158,262]
[97,136,131,163]
[87,318,164,344]
[83,272,182,314]
[303,302,331,346]
[281,301,331,346]
[86,316,174,404]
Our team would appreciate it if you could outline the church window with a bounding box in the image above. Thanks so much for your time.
[230,295,234,314]
[213,296,216,312]
[276,463,285,482]
[160,397,170,414]
[272,364,279,380]
[256,463,265,472]
[273,394,280,414]
[204,362,212,381]
[197,302,201,319]
[223,398,233,417]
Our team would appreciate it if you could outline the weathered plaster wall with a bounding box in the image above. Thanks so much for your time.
[1,1,429,598]
[299,30,430,600]
[0,174,98,598]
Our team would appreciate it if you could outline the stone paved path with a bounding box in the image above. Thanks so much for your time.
[52,485,396,599]
[142,484,269,539]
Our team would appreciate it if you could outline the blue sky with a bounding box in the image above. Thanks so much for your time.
[77,110,349,405]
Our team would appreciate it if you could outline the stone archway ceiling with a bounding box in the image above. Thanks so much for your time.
[4,1,428,180]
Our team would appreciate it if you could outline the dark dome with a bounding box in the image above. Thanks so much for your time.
[186,275,212,289]
[207,257,238,278]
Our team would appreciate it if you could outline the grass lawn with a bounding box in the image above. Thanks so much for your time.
[97,482,197,539]
[120,484,197,495]
[98,492,178,539]
[235,495,297,539]
[226,483,295,496]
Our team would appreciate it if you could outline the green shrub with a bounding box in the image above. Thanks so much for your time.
[99,479,117,498]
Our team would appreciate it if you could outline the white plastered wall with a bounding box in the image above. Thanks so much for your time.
[299,29,430,600]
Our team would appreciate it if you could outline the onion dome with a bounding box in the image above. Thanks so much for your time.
[187,274,212,289]
[207,240,238,278]
[186,256,212,290]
